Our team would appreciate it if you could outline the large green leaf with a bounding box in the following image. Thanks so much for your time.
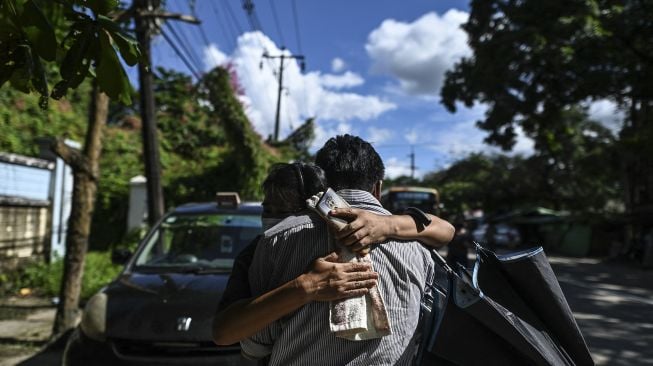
[20,0,56,61]
[96,30,131,104]
[97,15,141,66]
[60,29,90,80]
[30,50,49,108]
[52,23,93,100]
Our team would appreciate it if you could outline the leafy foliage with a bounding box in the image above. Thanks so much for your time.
[0,0,140,107]
[271,117,317,162]
[440,0,650,219]
[199,67,283,199]
[1,64,311,249]
[0,251,122,302]
[0,82,89,155]
[422,109,619,216]
[441,0,651,147]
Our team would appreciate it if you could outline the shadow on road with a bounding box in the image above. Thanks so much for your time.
[551,256,653,366]
[15,330,69,366]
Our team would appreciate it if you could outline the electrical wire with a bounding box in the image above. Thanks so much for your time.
[164,21,204,75]
[171,0,203,47]
[268,0,285,47]
[210,1,236,50]
[290,0,303,54]
[241,0,263,33]
[225,0,245,35]
[187,0,211,46]
[160,28,202,80]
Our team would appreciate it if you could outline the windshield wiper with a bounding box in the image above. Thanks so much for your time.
[175,267,230,274]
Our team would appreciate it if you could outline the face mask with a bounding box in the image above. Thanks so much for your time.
[262,217,283,231]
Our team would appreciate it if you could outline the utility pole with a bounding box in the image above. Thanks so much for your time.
[262,50,305,142]
[132,0,199,226]
[408,145,416,179]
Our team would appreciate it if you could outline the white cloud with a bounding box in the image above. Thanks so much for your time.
[384,157,414,179]
[312,122,354,151]
[588,99,624,134]
[202,34,395,140]
[365,10,470,95]
[203,44,228,69]
[406,105,534,160]
[405,129,419,144]
[426,118,534,159]
[319,71,364,89]
[331,57,347,72]
[367,127,392,144]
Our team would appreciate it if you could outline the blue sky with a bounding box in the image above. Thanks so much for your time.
[124,0,619,178]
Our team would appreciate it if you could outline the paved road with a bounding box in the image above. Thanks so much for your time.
[3,255,652,365]
[549,256,653,365]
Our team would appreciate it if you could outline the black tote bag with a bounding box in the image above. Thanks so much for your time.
[417,245,593,366]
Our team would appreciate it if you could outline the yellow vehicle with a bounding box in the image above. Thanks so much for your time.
[380,186,440,215]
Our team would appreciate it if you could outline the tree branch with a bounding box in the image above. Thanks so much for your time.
[50,139,97,181]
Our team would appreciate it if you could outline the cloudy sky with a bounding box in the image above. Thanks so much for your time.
[131,0,621,179]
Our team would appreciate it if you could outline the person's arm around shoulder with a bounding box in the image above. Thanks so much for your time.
[212,252,378,345]
[329,207,455,252]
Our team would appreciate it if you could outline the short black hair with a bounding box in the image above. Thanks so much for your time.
[262,162,327,216]
[315,134,384,192]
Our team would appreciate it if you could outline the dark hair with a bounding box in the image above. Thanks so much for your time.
[262,162,327,216]
[315,134,384,192]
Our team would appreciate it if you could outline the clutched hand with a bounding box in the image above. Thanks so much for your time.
[329,207,391,253]
[302,252,379,302]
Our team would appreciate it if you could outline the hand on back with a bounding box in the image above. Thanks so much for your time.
[300,252,378,302]
[329,207,391,253]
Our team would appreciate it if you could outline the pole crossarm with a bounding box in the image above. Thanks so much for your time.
[137,11,201,24]
[262,54,305,61]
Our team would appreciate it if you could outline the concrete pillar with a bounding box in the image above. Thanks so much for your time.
[127,175,148,233]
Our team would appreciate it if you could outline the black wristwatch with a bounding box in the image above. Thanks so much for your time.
[402,207,432,229]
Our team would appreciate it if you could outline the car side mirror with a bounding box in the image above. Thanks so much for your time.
[111,248,132,265]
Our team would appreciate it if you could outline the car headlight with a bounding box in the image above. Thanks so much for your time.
[80,292,107,342]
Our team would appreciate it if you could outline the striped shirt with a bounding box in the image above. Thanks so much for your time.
[242,190,435,366]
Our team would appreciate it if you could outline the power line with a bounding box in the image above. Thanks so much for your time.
[172,0,203,46]
[186,0,210,46]
[164,21,203,75]
[289,0,308,120]
[290,0,303,54]
[241,0,264,33]
[268,0,285,47]
[160,28,202,79]
[224,0,244,35]
[209,1,236,50]
[165,20,203,71]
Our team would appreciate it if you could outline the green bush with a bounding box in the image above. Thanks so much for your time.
[1,251,122,302]
[80,251,123,300]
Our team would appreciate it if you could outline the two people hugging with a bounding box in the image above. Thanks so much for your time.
[213,134,454,366]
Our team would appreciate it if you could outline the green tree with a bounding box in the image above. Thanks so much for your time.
[440,0,649,227]
[1,0,140,106]
[199,67,281,199]
[1,0,143,333]
[424,109,619,217]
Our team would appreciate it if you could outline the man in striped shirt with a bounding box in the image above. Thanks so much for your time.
[243,135,435,365]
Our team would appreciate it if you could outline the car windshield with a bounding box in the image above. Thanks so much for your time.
[133,213,261,272]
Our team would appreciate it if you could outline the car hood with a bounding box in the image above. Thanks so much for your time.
[103,271,230,342]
